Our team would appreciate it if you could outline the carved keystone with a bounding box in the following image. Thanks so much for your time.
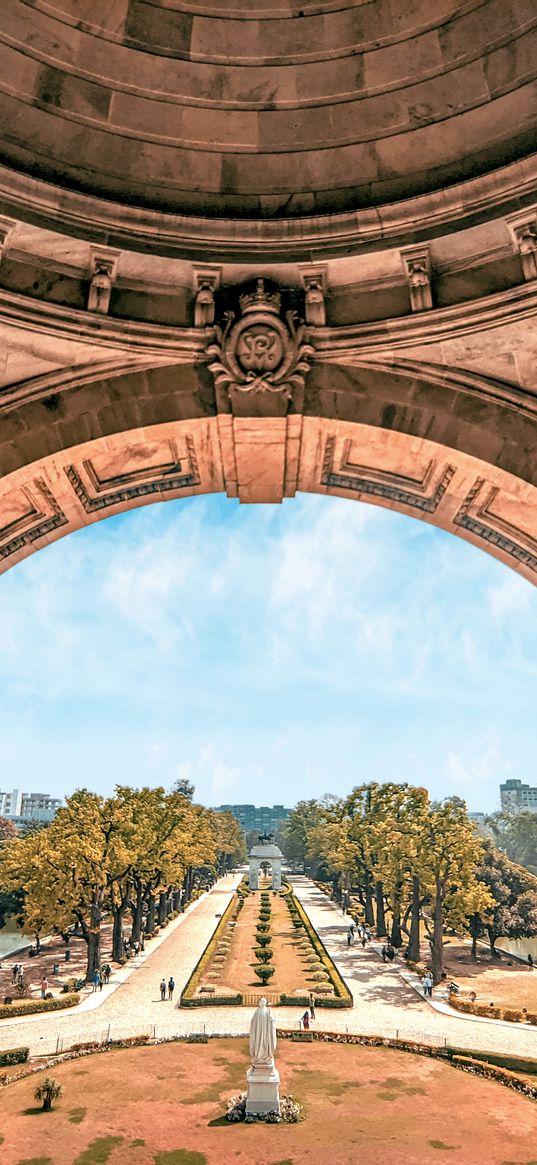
[298,264,328,327]
[192,265,221,327]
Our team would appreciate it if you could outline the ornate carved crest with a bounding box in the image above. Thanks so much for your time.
[206,279,314,413]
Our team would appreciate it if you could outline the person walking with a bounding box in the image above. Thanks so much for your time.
[102,963,111,985]
[347,929,352,947]
[302,1010,310,1030]
[309,992,316,1021]
[168,975,175,1000]
[92,969,101,993]
[160,977,167,1000]
[11,963,18,984]
[361,933,367,948]
[528,953,534,971]
[40,976,48,999]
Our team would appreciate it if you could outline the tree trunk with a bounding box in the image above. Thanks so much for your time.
[158,891,168,926]
[430,879,444,985]
[390,879,404,947]
[469,913,481,959]
[130,884,145,944]
[407,876,421,963]
[364,871,375,928]
[375,881,387,937]
[172,889,182,912]
[145,893,157,936]
[487,926,500,956]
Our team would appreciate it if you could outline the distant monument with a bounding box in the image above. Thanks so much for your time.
[248,834,283,891]
[246,997,280,1115]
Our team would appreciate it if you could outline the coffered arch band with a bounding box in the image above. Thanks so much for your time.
[0,360,535,583]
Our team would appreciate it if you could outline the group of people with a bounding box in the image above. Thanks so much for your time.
[10,962,24,986]
[421,971,434,997]
[381,943,396,962]
[124,936,144,957]
[347,921,371,948]
[92,964,111,992]
[159,976,175,1001]
[301,992,316,1029]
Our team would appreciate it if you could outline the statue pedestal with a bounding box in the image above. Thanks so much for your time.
[246,1064,281,1115]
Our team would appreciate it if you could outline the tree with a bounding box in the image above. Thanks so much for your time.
[421,798,491,983]
[487,811,537,874]
[171,778,195,802]
[280,800,324,873]
[475,845,537,954]
[34,1077,62,1111]
[0,817,17,841]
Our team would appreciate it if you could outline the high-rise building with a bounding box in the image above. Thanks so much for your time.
[0,788,62,824]
[216,804,290,837]
[500,779,537,813]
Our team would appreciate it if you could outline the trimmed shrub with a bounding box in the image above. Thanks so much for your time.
[254,964,275,984]
[0,995,80,1020]
[254,946,273,963]
[256,924,271,935]
[311,971,330,982]
[0,1047,28,1067]
[257,934,272,947]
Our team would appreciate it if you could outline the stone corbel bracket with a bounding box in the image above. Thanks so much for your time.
[87,246,120,314]
[298,263,328,327]
[506,210,537,282]
[192,264,222,328]
[0,216,15,264]
[400,244,433,311]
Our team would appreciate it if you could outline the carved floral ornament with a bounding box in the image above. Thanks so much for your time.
[206,279,314,411]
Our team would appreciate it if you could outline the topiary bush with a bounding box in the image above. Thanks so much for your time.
[254,964,275,984]
[254,946,273,963]
[257,933,272,947]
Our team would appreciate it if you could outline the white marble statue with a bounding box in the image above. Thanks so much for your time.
[249,997,277,1068]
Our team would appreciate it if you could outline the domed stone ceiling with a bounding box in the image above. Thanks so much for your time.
[0,0,536,218]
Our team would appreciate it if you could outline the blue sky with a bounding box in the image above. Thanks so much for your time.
[0,491,535,813]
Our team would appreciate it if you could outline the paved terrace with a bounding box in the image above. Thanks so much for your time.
[0,875,535,1063]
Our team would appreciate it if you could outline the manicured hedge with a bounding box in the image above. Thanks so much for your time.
[449,993,537,1025]
[180,882,246,1006]
[0,1047,28,1067]
[286,890,352,1007]
[0,994,80,1020]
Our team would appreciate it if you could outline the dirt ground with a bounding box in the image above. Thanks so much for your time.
[0,928,106,1004]
[199,880,324,999]
[2,1037,537,1165]
[443,938,537,1010]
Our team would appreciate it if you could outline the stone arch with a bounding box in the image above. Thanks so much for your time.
[249,844,283,892]
[0,357,535,583]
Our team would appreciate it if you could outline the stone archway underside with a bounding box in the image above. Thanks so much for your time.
[1,410,536,584]
[1,1,537,584]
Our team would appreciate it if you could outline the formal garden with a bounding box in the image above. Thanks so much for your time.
[181,876,351,1007]
[2,1036,537,1164]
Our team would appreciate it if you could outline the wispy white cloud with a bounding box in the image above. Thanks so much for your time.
[0,492,535,810]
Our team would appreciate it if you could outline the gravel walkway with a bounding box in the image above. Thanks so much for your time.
[0,874,536,1064]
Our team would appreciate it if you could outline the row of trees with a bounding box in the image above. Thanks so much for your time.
[278,785,537,983]
[0,785,245,980]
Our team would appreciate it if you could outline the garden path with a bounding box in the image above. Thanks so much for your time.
[0,874,536,1065]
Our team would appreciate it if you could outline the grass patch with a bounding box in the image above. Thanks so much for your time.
[131,1140,145,1147]
[17,1159,53,1165]
[73,1136,124,1164]
[290,1069,362,1098]
[153,1153,207,1165]
[430,1142,456,1151]
[68,1107,86,1124]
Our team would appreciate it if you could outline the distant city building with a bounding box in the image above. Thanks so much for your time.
[0,788,62,824]
[500,779,537,813]
[216,804,291,836]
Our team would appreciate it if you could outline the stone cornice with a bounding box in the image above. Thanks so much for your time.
[1,154,537,262]
[312,281,537,357]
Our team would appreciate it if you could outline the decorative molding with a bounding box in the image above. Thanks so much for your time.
[206,279,314,415]
[0,478,68,561]
[321,435,455,512]
[454,478,537,574]
[65,437,200,513]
